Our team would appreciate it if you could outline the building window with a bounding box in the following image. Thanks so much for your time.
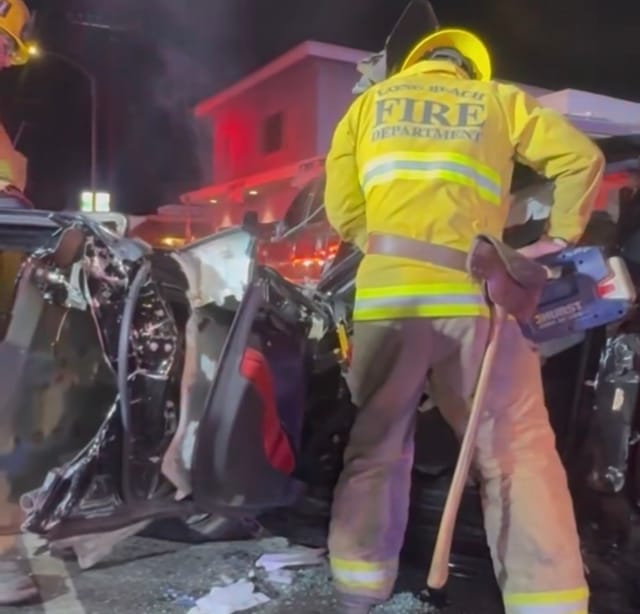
[261,112,284,154]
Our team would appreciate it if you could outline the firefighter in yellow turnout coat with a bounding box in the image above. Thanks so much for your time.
[324,29,605,614]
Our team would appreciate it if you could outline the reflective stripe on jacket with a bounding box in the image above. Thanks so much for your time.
[360,151,502,205]
[354,282,489,320]
[324,59,605,321]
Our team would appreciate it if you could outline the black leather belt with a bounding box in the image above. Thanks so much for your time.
[366,233,468,272]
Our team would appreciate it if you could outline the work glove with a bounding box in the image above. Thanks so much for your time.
[517,237,568,259]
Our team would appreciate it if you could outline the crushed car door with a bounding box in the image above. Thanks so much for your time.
[191,279,308,516]
[180,230,309,517]
[0,211,116,500]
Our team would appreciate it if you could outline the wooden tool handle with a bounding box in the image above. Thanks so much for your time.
[427,308,506,590]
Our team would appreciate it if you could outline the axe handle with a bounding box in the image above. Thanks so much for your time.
[427,307,506,590]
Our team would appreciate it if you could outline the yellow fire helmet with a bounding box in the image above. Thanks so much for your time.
[0,0,32,66]
[402,28,492,81]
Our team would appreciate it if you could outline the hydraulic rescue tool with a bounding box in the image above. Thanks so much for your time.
[522,246,636,343]
[425,238,637,595]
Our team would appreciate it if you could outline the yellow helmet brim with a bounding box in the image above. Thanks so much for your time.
[0,0,33,66]
[10,40,29,65]
[0,27,30,65]
[402,28,492,81]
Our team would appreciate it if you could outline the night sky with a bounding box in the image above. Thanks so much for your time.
[1,0,638,214]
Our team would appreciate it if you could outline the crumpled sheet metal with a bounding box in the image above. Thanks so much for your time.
[0,258,113,461]
[162,312,202,498]
[161,308,231,498]
[0,341,34,454]
[131,277,179,378]
[587,332,640,493]
[506,181,620,231]
[171,229,253,309]
[353,50,387,94]
[506,180,555,228]
[48,520,150,570]
[596,333,640,379]
[162,236,250,498]
[14,221,183,541]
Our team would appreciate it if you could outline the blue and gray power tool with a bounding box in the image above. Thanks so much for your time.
[521,246,638,344]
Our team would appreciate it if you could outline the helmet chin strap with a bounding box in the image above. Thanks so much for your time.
[427,47,477,79]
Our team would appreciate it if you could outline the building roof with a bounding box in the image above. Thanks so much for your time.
[194,40,370,117]
[536,89,640,137]
[538,89,640,123]
[498,81,552,98]
[193,40,560,118]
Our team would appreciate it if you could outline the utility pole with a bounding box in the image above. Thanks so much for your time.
[29,48,98,211]
[67,9,135,208]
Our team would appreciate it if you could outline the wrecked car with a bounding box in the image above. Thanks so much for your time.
[0,206,355,565]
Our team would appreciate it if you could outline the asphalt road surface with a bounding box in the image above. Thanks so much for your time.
[3,506,640,614]
[4,533,502,614]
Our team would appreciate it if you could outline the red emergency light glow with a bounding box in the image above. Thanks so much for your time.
[292,256,325,267]
[216,113,253,175]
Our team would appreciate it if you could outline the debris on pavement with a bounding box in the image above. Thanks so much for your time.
[255,545,326,571]
[265,568,295,585]
[48,520,151,570]
[159,537,332,614]
[374,592,439,613]
[164,588,198,608]
[255,536,291,550]
[186,580,270,614]
[166,537,432,614]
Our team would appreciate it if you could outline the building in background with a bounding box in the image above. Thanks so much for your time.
[134,40,368,246]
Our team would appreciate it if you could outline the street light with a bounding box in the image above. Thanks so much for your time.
[27,44,98,212]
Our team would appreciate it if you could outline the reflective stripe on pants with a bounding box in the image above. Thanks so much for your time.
[354,283,489,321]
[329,317,587,608]
[504,587,589,614]
[359,152,503,205]
[331,557,398,600]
